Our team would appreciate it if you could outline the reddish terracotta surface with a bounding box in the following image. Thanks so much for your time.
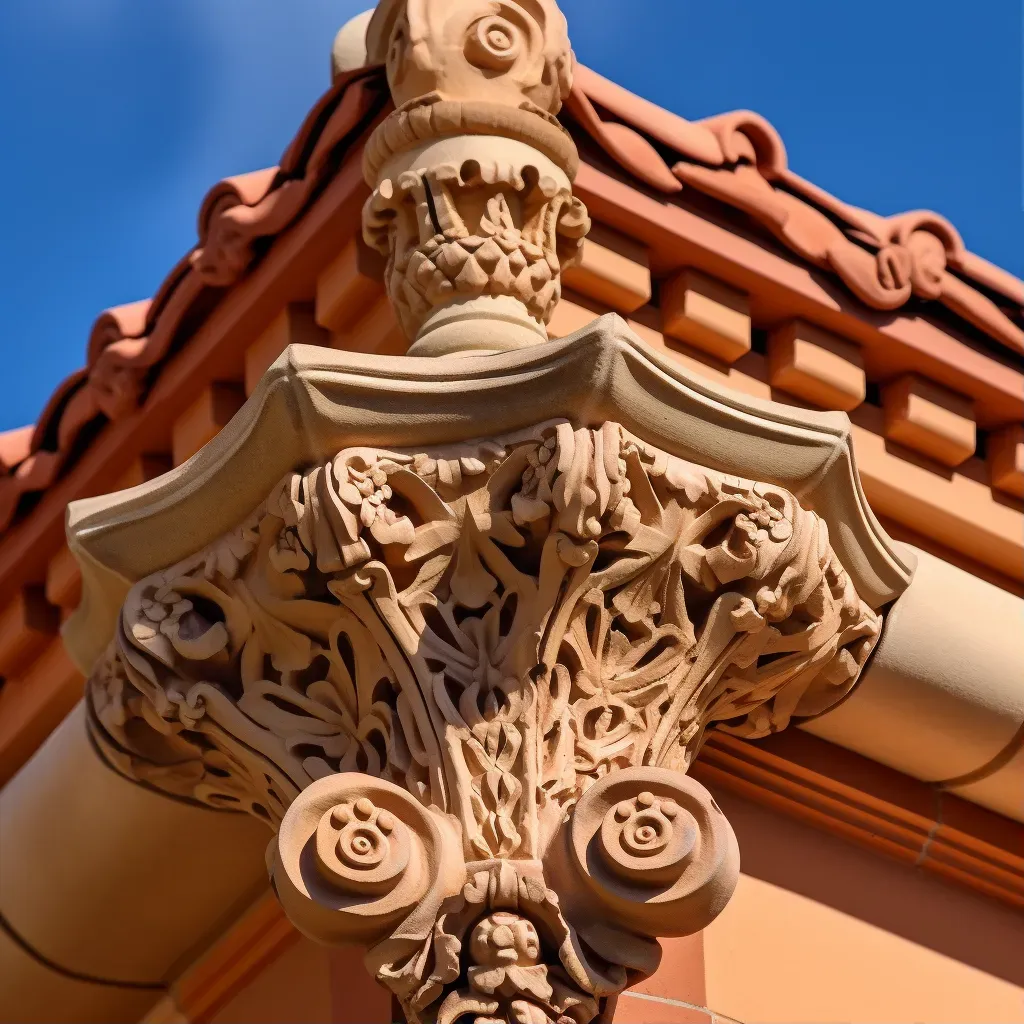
[571,66,1024,353]
[0,68,390,535]
[2,63,1021,557]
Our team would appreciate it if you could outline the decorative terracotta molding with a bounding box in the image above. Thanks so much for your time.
[5,54,1021,542]
[567,66,1024,356]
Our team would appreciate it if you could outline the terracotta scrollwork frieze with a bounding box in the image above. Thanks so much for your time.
[88,419,879,1023]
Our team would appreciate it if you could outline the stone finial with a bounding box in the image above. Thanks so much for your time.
[364,0,574,117]
[359,0,591,355]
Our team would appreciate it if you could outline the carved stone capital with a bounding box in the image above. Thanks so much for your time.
[88,420,880,1023]
[360,0,591,355]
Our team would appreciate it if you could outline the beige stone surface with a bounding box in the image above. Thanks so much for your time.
[768,318,866,411]
[661,270,751,363]
[804,544,1024,818]
[883,373,977,467]
[0,703,270,1021]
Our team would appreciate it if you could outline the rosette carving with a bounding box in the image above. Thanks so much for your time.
[88,419,880,1022]
[275,774,464,946]
[563,768,739,938]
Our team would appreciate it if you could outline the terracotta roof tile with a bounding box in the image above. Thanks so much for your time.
[0,68,389,533]
[570,67,1024,353]
[2,63,1021,542]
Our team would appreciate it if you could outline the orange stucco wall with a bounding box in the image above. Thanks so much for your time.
[203,787,1024,1024]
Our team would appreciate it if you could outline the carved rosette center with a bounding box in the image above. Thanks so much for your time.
[87,418,880,1023]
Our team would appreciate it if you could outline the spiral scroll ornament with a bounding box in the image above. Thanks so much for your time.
[316,797,411,896]
[568,767,740,938]
[274,774,464,946]
[465,15,525,70]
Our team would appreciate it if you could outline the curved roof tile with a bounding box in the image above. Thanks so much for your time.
[2,64,1021,538]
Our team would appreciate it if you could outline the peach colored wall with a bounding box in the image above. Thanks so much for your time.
[706,874,1024,1024]
[704,788,1024,1024]
[208,938,392,1024]
[205,788,1024,1024]
[210,936,331,1024]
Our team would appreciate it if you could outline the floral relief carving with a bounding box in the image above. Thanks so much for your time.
[88,419,880,1023]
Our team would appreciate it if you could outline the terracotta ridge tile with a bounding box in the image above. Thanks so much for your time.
[567,67,1024,354]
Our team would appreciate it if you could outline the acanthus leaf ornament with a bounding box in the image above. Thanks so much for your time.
[88,420,880,1023]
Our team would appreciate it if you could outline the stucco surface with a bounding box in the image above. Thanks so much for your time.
[704,788,1024,1022]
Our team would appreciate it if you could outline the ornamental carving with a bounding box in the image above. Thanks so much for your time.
[363,151,589,343]
[364,0,574,120]
[360,0,589,355]
[89,420,880,1023]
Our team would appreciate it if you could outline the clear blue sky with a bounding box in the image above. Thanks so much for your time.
[0,0,1020,432]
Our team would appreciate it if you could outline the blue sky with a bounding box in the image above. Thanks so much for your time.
[0,0,1020,432]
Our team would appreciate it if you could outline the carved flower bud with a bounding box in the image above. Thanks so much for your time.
[466,15,523,70]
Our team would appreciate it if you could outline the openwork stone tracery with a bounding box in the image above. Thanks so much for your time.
[89,421,879,1023]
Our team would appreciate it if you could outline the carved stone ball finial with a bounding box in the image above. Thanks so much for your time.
[360,0,591,356]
